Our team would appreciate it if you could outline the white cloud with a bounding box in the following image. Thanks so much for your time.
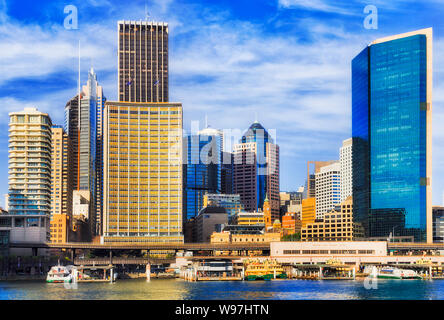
[1,0,444,200]
[277,0,438,13]
[277,0,356,15]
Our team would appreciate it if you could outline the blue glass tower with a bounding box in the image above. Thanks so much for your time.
[183,131,222,220]
[352,29,432,242]
[233,122,280,221]
[240,122,272,211]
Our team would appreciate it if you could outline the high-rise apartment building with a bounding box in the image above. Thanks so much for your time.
[233,122,280,221]
[340,138,353,203]
[183,130,221,220]
[50,126,73,243]
[8,108,52,238]
[352,28,432,242]
[102,101,183,243]
[315,161,341,219]
[118,20,169,103]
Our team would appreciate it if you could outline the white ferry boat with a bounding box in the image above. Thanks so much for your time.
[46,265,74,283]
[375,266,421,280]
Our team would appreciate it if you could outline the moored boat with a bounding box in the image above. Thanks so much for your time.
[46,265,75,283]
[244,258,286,281]
[374,266,421,280]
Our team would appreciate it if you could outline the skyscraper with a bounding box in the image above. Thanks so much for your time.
[352,28,432,242]
[8,108,52,220]
[340,138,353,203]
[221,152,233,194]
[64,68,105,237]
[64,94,79,189]
[50,126,72,217]
[50,126,73,243]
[233,122,280,220]
[92,71,106,237]
[118,20,169,103]
[183,129,221,220]
[305,161,336,199]
[315,161,341,219]
[102,101,183,243]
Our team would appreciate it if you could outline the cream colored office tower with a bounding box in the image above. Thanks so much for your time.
[102,101,183,243]
[340,138,353,203]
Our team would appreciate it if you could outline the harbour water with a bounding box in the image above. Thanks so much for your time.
[0,278,443,300]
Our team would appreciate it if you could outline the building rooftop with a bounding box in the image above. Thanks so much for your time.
[198,206,227,215]
[221,224,265,235]
[241,121,273,143]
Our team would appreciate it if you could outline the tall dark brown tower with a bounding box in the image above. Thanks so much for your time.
[118,20,169,102]
[64,94,80,190]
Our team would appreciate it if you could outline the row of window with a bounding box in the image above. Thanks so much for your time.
[282,249,375,255]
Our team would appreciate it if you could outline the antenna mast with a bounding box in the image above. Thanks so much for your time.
[145,1,150,21]
[78,40,81,100]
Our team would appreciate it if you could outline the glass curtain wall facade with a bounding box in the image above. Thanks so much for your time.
[183,133,221,220]
[64,69,105,236]
[352,28,432,242]
[241,122,269,211]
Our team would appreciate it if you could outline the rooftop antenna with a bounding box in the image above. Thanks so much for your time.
[145,0,150,21]
[78,40,81,101]
[77,39,81,190]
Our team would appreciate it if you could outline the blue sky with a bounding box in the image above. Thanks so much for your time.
[1,0,444,207]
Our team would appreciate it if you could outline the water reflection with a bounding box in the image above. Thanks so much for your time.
[0,278,443,300]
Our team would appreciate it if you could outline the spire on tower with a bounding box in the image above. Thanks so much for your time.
[145,0,150,21]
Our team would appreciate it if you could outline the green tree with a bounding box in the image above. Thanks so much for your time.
[282,233,301,241]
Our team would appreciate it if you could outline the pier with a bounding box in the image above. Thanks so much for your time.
[75,265,115,283]
[291,263,356,280]
[9,240,444,282]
